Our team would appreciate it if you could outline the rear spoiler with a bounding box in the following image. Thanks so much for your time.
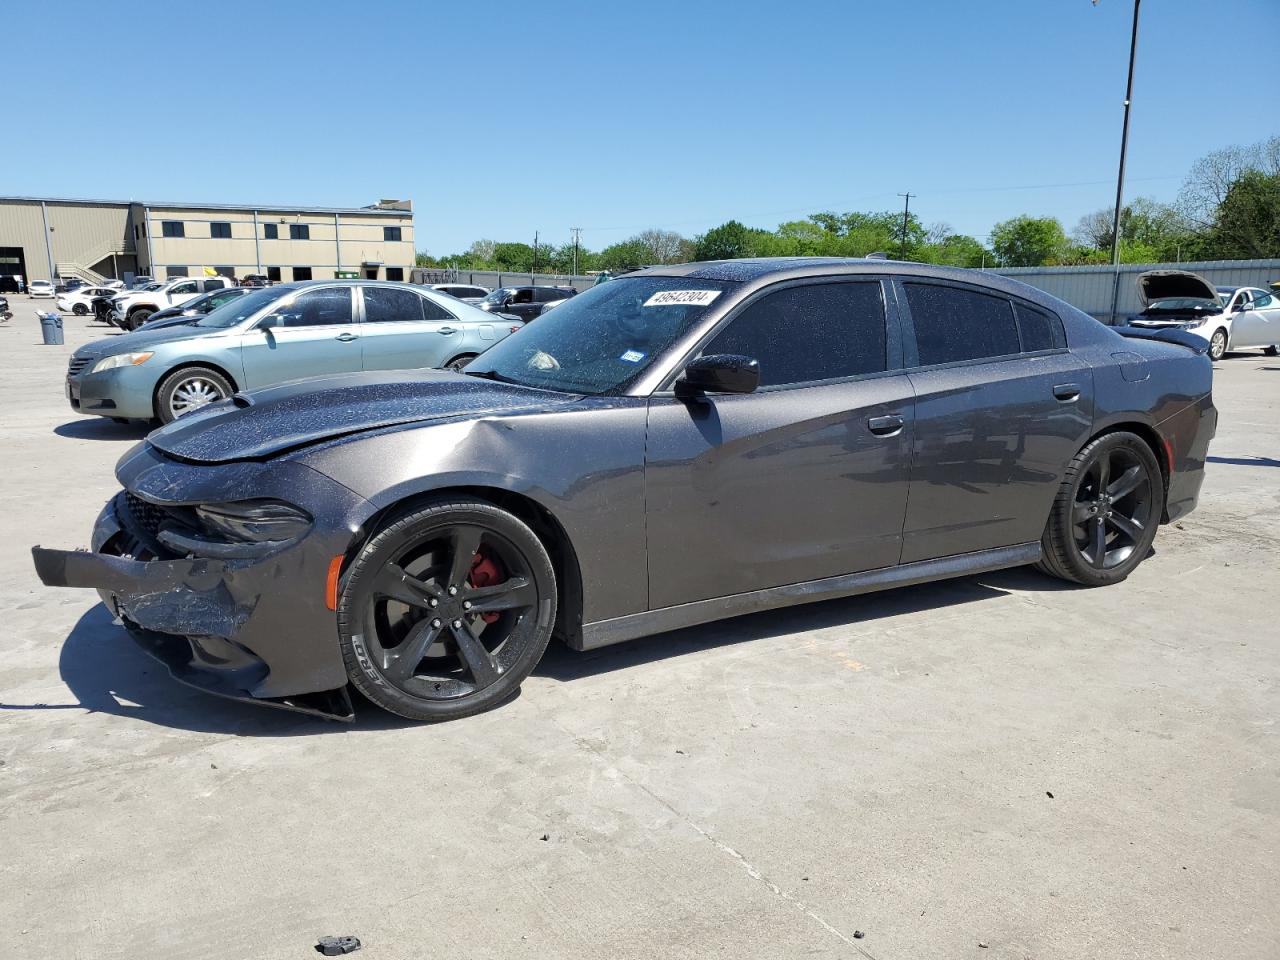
[1112,325,1209,354]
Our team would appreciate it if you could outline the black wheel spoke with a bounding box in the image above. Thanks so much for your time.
[447,527,483,590]
[1107,465,1143,501]
[1108,511,1144,542]
[373,563,442,609]
[1089,517,1107,567]
[1072,501,1094,526]
[450,620,500,687]
[384,619,443,680]
[1095,453,1111,494]
[465,576,534,614]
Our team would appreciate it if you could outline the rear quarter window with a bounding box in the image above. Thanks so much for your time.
[1014,302,1067,351]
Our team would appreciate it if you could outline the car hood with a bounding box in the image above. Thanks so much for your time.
[72,324,228,362]
[147,370,577,464]
[1137,270,1221,307]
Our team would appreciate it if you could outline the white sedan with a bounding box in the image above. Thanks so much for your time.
[55,286,120,316]
[1130,270,1280,361]
[28,279,55,298]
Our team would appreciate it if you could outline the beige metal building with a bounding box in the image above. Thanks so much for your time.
[0,196,414,291]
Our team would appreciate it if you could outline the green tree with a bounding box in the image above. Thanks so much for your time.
[597,238,653,272]
[693,220,772,260]
[917,233,993,268]
[1204,170,1280,259]
[990,215,1068,266]
[493,242,536,271]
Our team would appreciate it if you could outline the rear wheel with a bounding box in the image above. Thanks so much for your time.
[1036,431,1164,586]
[1208,328,1227,361]
[155,367,233,423]
[338,498,556,722]
[445,353,478,372]
[72,303,88,316]
[1264,345,1279,357]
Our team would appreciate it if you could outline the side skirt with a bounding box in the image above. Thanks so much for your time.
[575,542,1042,651]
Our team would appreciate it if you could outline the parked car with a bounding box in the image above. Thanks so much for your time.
[429,283,490,304]
[0,296,10,321]
[28,280,55,298]
[136,286,250,330]
[91,294,116,325]
[56,286,123,316]
[104,279,125,291]
[34,258,1216,723]
[63,280,523,424]
[477,285,577,322]
[241,275,270,288]
[127,276,155,290]
[110,276,236,330]
[1126,271,1280,360]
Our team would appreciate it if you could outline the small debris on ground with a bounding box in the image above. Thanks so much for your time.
[675,749,685,754]
[210,763,218,770]
[1046,791,1054,798]
[539,834,549,841]
[852,931,865,939]
[978,941,989,949]
[316,935,361,956]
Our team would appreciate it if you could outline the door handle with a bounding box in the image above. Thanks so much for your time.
[335,332,359,342]
[438,326,457,335]
[867,414,905,436]
[1053,382,1080,401]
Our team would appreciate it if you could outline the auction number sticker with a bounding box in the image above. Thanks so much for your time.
[643,289,722,308]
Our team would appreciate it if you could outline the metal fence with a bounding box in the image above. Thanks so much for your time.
[413,258,1280,320]
[992,259,1280,320]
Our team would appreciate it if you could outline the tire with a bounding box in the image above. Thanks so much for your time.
[1264,346,1279,357]
[445,353,478,372]
[127,308,153,331]
[337,497,557,722]
[1207,328,1227,361]
[155,366,234,424]
[1036,431,1164,586]
[72,303,88,316]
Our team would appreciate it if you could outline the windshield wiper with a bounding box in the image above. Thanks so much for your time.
[464,369,523,385]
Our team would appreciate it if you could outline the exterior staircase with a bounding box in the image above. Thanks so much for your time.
[56,261,109,285]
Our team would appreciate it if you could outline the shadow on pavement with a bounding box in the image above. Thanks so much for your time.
[54,418,151,441]
[536,567,1059,683]
[1208,455,1280,468]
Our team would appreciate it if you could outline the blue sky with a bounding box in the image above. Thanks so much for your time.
[7,0,1277,254]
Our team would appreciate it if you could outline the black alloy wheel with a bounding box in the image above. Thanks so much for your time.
[338,498,556,721]
[1037,431,1164,586]
[73,303,88,315]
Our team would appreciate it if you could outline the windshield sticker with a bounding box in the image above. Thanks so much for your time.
[619,350,646,363]
[643,289,722,308]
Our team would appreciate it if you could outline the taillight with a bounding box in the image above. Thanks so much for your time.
[510,325,520,333]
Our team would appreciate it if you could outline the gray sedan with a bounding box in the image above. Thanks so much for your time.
[35,259,1215,723]
[64,281,523,423]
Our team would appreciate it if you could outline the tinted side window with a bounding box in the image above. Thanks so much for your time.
[510,289,533,304]
[904,283,1019,365]
[1014,302,1066,351]
[364,287,425,323]
[273,287,353,327]
[170,280,199,295]
[534,288,564,303]
[420,295,456,321]
[703,282,886,387]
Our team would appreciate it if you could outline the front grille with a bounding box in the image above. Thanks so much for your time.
[68,356,90,377]
[123,492,170,539]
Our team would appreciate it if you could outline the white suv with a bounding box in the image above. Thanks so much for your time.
[110,276,235,330]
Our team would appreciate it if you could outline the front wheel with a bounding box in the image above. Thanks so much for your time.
[127,308,153,331]
[155,367,233,423]
[338,497,557,722]
[1036,431,1164,587]
[1264,345,1279,357]
[445,353,478,372]
[1207,328,1227,361]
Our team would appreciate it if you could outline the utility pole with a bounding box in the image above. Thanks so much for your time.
[1104,0,1141,325]
[897,193,915,261]
[570,227,581,280]
[532,231,539,279]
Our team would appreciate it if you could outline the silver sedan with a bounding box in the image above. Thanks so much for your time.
[64,280,523,423]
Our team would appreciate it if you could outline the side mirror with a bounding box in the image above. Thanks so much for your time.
[676,354,760,396]
[1234,302,1248,313]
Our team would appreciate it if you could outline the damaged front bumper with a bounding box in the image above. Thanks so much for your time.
[32,443,377,721]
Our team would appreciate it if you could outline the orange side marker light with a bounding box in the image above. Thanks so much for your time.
[325,555,344,611]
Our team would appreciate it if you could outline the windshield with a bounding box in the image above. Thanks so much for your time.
[195,286,284,328]
[1145,297,1220,313]
[464,276,735,395]
[482,287,516,305]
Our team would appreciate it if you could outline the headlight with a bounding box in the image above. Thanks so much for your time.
[91,352,153,373]
[195,500,313,543]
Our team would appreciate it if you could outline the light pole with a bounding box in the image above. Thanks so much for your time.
[1104,0,1141,325]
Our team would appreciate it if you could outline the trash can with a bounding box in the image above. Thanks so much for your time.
[38,311,65,345]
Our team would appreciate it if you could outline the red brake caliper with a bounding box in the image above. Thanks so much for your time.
[468,550,504,624]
